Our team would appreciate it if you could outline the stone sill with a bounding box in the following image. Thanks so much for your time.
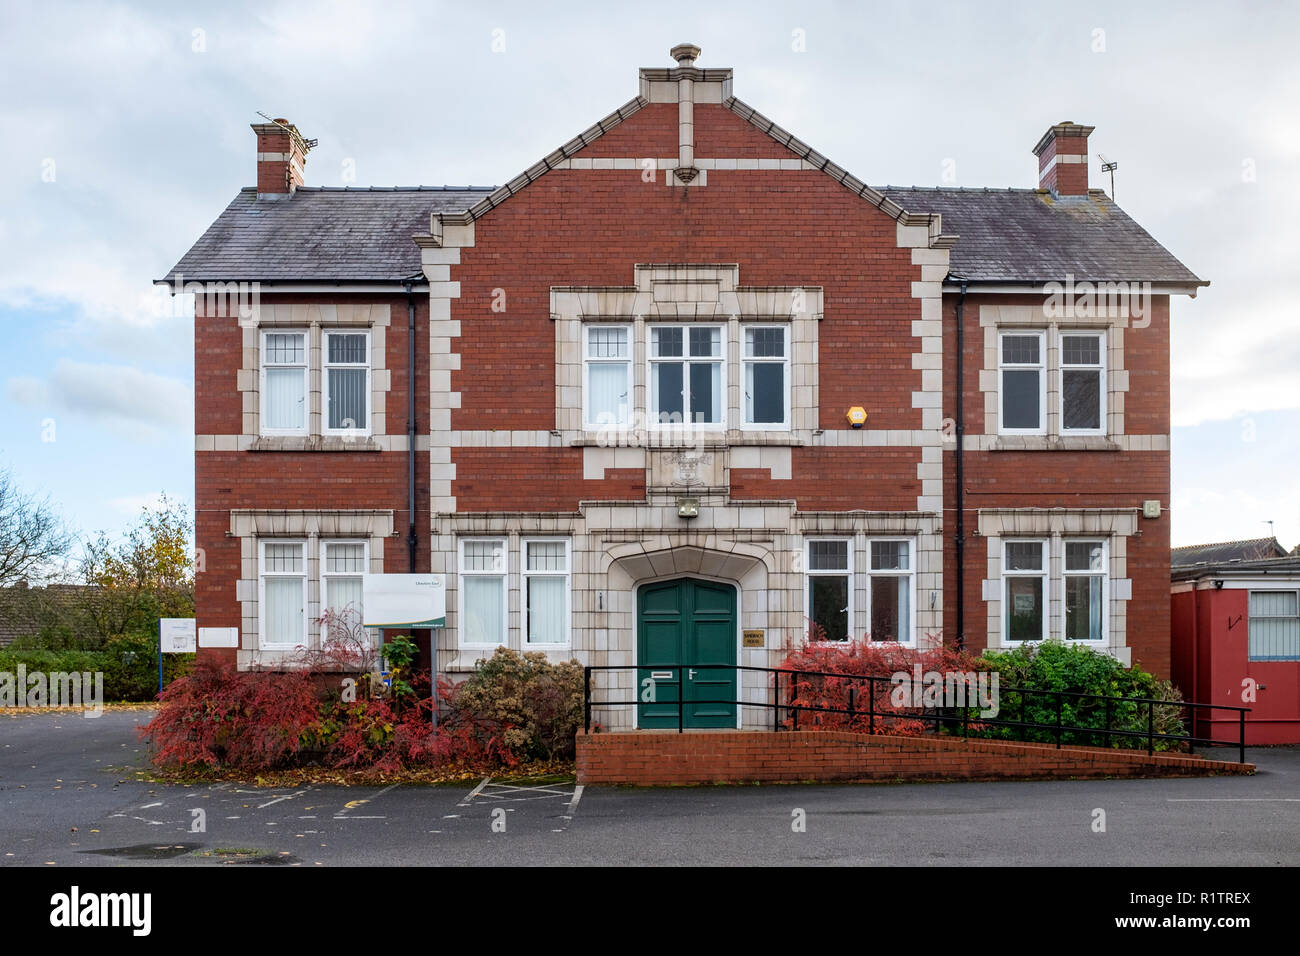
[249,436,383,452]
[569,430,807,448]
[991,436,1120,452]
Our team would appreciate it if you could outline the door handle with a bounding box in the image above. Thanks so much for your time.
[688,668,697,680]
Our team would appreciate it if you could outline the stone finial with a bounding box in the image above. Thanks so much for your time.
[670,43,701,67]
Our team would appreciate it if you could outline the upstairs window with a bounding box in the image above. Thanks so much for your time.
[649,325,724,426]
[324,330,370,435]
[261,331,308,435]
[999,332,1045,434]
[1060,332,1106,434]
[584,325,631,427]
[742,324,790,428]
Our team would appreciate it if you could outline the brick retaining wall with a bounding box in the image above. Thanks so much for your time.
[575,730,1253,785]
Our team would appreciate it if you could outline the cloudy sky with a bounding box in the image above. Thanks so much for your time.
[1,0,1296,551]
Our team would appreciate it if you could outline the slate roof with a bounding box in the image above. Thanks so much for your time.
[163,187,494,283]
[1171,537,1289,568]
[163,183,1204,287]
[879,187,1203,285]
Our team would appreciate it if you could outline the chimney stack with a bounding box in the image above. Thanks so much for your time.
[1033,121,1093,197]
[251,118,313,199]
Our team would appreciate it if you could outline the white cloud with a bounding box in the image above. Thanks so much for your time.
[6,359,192,438]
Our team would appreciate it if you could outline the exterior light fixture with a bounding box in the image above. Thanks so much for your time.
[677,496,700,519]
[846,406,868,428]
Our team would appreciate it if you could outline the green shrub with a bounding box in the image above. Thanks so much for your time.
[452,647,584,761]
[980,641,1185,749]
[0,629,193,702]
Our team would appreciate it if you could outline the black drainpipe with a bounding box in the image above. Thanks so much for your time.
[953,276,968,651]
[402,276,419,572]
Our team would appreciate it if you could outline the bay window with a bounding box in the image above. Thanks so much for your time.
[1003,540,1047,642]
[459,539,507,647]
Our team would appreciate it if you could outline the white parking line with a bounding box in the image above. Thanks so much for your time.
[258,790,309,809]
[333,782,401,820]
[458,777,492,807]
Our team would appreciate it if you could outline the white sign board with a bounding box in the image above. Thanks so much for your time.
[160,618,197,654]
[362,574,446,629]
[199,627,239,649]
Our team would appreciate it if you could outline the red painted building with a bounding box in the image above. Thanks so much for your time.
[1172,541,1300,744]
[164,46,1205,729]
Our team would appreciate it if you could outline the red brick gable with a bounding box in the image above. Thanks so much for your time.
[450,169,917,438]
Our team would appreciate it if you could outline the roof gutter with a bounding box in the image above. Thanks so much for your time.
[940,280,1209,297]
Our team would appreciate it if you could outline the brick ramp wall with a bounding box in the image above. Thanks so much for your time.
[575,730,1253,785]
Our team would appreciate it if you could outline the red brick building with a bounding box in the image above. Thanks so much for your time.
[165,46,1205,729]
[1172,539,1300,744]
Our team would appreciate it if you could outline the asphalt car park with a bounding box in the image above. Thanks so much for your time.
[1,710,1297,866]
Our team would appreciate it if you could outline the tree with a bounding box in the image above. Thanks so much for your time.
[82,494,195,638]
[0,468,74,586]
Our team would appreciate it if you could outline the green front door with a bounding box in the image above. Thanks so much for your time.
[637,578,737,729]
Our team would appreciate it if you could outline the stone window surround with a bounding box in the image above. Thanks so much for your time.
[551,265,823,448]
[977,508,1138,665]
[973,304,1142,452]
[230,304,393,452]
[803,534,922,647]
[456,535,574,652]
[231,509,392,669]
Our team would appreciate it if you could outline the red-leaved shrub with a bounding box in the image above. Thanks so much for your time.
[141,660,321,770]
[778,636,992,736]
[141,655,565,775]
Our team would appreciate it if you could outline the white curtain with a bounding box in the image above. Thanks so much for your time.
[588,363,627,424]
[527,577,564,643]
[265,368,305,430]
[464,577,504,643]
[264,576,304,644]
[327,576,363,618]
[328,368,367,430]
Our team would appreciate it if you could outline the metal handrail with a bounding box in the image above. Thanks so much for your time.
[581,663,1252,763]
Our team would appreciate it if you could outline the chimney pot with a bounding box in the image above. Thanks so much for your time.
[1032,121,1094,197]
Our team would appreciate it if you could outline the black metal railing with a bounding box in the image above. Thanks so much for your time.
[582,663,1252,763]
